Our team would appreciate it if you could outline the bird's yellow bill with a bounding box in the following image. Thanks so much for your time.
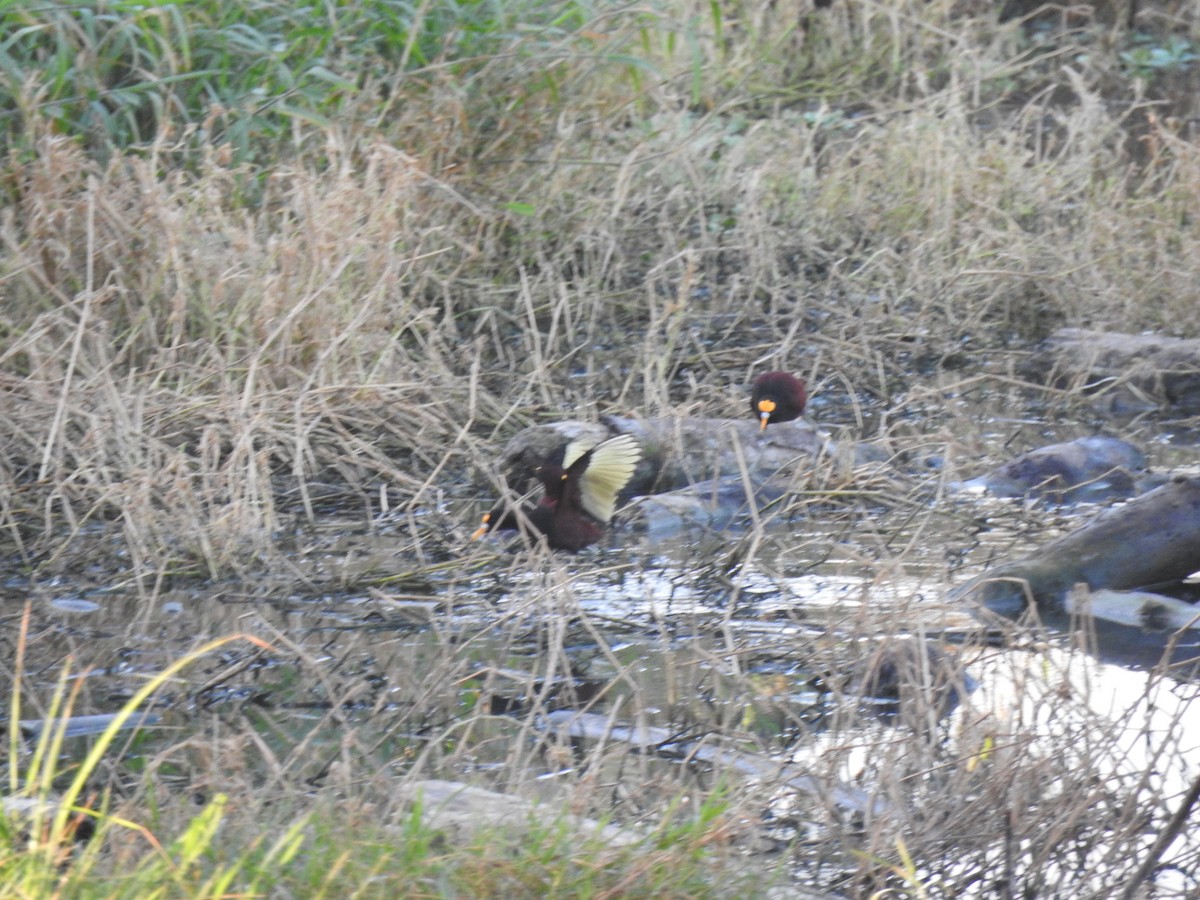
[757,398,776,432]
[470,513,492,541]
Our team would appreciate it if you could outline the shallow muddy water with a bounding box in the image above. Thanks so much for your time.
[8,385,1200,894]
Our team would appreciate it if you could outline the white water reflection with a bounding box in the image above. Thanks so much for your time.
[942,646,1200,894]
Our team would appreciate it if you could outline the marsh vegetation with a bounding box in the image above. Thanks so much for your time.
[3,0,1200,896]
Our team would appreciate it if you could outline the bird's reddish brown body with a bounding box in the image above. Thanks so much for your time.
[473,434,640,551]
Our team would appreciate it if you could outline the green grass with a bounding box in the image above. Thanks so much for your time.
[0,609,762,897]
[0,0,595,163]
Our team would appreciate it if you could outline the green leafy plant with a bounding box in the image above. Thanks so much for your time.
[1120,35,1199,76]
[0,0,596,161]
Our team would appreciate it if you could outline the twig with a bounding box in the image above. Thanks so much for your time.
[1120,768,1200,899]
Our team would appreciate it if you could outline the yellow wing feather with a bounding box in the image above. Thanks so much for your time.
[575,434,641,523]
[560,438,596,472]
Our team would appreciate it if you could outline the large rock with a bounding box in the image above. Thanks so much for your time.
[624,473,798,534]
[1023,329,1200,413]
[393,779,642,846]
[498,415,854,495]
[951,435,1152,503]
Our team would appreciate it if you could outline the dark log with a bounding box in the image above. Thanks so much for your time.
[952,476,1200,617]
[951,476,1200,670]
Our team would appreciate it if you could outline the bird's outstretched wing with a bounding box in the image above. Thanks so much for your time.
[569,433,641,523]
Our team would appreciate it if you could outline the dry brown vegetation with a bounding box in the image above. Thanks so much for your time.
[4,0,1200,896]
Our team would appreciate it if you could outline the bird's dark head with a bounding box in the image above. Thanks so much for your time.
[750,371,808,431]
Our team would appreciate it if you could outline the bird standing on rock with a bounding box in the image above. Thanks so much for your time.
[472,433,641,551]
[750,372,807,431]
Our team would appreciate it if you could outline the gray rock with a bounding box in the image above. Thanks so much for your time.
[393,779,642,846]
[498,415,839,495]
[1023,328,1200,413]
[952,435,1151,503]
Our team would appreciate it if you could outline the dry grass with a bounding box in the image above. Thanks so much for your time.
[3,0,1200,895]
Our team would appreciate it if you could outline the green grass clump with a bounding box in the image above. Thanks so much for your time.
[0,620,283,896]
[0,608,767,897]
[0,0,593,162]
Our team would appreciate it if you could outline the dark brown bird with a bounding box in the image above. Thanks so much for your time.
[750,371,807,431]
[472,434,641,551]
